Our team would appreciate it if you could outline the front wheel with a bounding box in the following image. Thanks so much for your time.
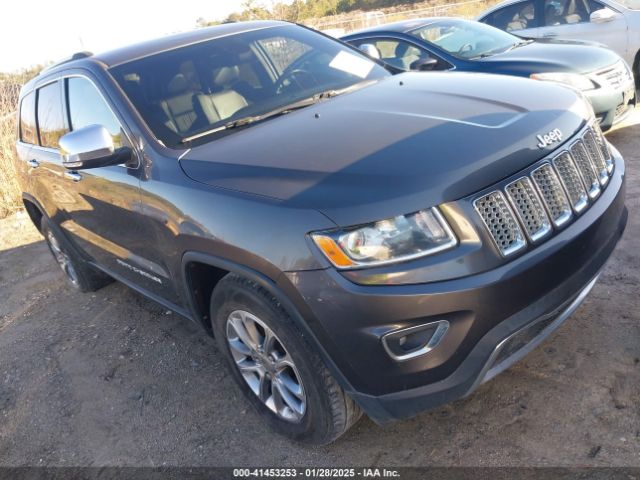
[210,274,362,444]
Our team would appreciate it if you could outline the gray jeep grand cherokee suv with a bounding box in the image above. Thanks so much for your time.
[14,21,627,444]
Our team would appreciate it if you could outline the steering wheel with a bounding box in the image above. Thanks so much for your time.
[275,68,319,94]
[458,43,474,54]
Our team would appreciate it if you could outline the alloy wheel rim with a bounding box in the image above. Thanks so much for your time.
[46,231,79,287]
[226,310,306,423]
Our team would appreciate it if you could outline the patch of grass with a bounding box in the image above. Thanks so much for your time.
[0,83,21,219]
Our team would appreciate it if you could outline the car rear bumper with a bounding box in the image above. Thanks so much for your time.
[282,148,627,423]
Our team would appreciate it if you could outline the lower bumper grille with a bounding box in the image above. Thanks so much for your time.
[482,274,600,383]
[474,123,613,257]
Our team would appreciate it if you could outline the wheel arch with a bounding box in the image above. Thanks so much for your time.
[21,193,45,233]
[180,251,357,396]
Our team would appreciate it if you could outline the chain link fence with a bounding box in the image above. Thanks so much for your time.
[305,0,493,36]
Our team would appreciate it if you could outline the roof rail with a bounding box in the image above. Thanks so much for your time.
[39,51,94,75]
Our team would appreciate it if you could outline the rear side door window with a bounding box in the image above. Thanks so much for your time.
[351,38,451,71]
[19,91,37,144]
[36,81,68,149]
[66,77,123,148]
[545,0,583,24]
[483,0,539,32]
[543,0,604,25]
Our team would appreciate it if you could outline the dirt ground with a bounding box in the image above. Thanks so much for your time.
[0,113,639,468]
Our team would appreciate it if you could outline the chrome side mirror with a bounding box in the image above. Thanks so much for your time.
[359,44,381,60]
[590,7,616,23]
[410,57,439,71]
[59,124,130,169]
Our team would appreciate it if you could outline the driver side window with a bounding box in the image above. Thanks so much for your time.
[354,38,448,71]
[66,77,124,148]
[484,0,538,31]
[543,0,601,25]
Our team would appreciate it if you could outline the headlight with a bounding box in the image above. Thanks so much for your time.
[530,72,596,91]
[311,207,457,269]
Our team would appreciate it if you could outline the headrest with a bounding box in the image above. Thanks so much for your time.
[213,66,240,86]
[168,74,188,94]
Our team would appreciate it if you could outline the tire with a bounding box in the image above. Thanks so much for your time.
[41,216,112,293]
[210,274,362,444]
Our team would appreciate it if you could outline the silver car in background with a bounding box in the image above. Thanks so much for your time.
[478,0,640,80]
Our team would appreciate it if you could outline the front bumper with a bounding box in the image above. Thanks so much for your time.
[281,148,627,423]
[586,82,636,131]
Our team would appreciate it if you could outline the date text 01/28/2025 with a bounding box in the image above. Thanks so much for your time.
[232,468,401,478]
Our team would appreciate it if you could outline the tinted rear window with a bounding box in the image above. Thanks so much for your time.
[19,91,37,144]
[37,81,68,149]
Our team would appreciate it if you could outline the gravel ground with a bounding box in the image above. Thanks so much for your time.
[0,111,639,467]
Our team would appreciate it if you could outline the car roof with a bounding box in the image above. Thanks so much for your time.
[21,20,289,95]
[343,16,465,36]
[94,20,288,67]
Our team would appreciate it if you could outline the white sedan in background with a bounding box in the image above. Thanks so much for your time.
[478,0,640,79]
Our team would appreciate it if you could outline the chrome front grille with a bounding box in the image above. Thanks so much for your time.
[474,124,614,257]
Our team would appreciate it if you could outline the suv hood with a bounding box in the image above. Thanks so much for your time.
[479,41,620,74]
[180,72,589,226]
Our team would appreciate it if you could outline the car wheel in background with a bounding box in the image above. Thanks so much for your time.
[41,216,112,292]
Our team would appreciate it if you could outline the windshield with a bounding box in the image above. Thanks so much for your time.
[613,0,640,8]
[410,19,521,59]
[110,25,388,147]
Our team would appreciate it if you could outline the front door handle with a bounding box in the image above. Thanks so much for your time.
[64,171,83,182]
[27,159,39,168]
[543,33,558,37]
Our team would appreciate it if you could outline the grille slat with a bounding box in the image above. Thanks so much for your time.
[552,152,589,213]
[591,122,613,173]
[474,191,526,257]
[505,177,551,242]
[569,140,601,197]
[474,125,614,257]
[583,130,609,185]
[531,163,572,228]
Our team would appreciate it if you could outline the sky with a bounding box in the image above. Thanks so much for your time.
[1,0,256,72]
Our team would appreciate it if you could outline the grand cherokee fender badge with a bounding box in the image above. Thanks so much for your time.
[537,128,563,149]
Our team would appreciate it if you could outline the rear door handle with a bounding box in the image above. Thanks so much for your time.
[27,159,39,168]
[64,171,83,182]
[543,33,557,37]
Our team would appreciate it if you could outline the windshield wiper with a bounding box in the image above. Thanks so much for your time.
[472,40,534,59]
[180,96,319,144]
[503,39,534,53]
[180,82,374,144]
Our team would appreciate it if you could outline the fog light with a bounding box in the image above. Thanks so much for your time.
[382,320,449,361]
